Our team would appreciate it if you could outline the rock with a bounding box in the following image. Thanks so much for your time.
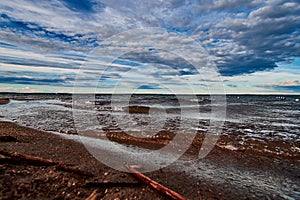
[66,130,77,135]
[121,174,127,178]
[0,136,18,142]
[0,98,10,105]
[67,182,72,187]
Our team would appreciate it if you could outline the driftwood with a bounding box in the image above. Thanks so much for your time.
[0,149,93,177]
[85,189,98,200]
[0,150,59,165]
[85,181,141,188]
[124,164,187,200]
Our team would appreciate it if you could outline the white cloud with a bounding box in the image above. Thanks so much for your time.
[258,80,300,87]
[0,0,299,93]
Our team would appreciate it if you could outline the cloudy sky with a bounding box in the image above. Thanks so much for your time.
[0,0,299,94]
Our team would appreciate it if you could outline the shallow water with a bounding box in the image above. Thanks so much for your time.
[1,93,299,199]
[0,94,299,157]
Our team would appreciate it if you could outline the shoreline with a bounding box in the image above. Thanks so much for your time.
[1,121,299,199]
[1,96,298,160]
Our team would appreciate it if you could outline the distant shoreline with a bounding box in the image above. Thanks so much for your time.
[1,92,300,96]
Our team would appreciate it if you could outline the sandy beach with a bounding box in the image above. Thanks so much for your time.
[0,120,299,200]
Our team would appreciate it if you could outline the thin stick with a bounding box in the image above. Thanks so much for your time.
[124,163,187,200]
[85,189,98,200]
[0,149,59,165]
[0,149,93,176]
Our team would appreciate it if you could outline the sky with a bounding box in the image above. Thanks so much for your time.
[0,0,299,94]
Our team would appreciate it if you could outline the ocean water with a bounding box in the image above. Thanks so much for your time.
[0,93,299,157]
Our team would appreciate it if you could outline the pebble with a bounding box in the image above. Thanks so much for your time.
[121,174,127,178]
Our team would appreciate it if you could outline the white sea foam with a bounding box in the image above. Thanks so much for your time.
[0,95,299,146]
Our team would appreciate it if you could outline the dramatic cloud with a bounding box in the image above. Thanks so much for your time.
[194,0,300,75]
[257,80,300,92]
[0,0,299,93]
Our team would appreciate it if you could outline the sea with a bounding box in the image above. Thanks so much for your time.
[0,93,299,158]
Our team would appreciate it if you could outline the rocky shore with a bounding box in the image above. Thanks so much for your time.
[0,121,299,199]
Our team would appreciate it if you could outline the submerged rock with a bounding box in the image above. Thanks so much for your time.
[0,98,10,105]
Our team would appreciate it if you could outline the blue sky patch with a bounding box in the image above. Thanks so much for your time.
[0,0,299,93]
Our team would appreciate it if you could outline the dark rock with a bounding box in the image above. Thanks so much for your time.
[0,136,18,142]
[0,98,10,105]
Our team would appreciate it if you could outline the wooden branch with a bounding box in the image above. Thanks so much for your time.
[85,189,98,200]
[124,164,187,200]
[0,149,93,177]
[0,150,59,165]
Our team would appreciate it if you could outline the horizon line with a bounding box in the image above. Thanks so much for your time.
[1,92,300,96]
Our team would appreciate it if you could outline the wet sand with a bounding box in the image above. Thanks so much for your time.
[0,121,299,199]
